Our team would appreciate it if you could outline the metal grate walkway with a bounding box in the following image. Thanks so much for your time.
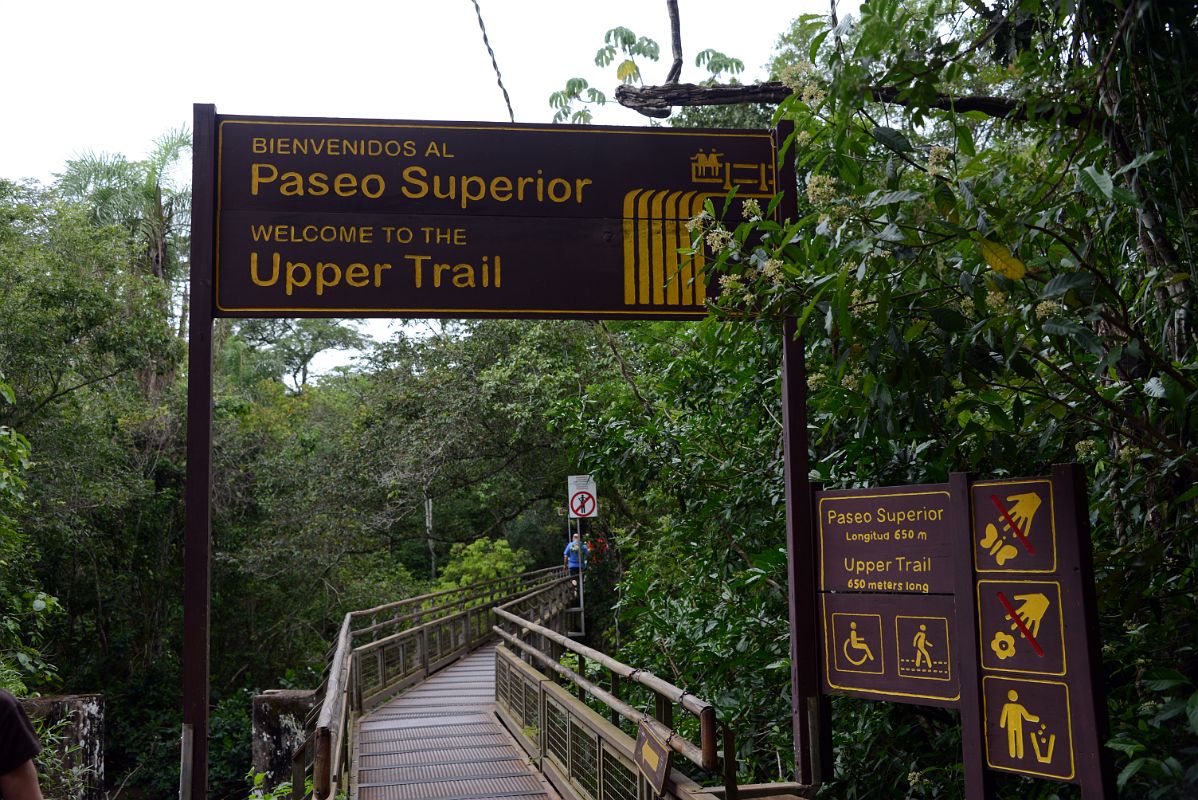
[352,644,558,800]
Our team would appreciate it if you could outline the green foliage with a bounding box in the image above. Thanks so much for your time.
[437,538,531,589]
[247,767,311,800]
[694,49,744,80]
[56,128,191,287]
[0,371,60,692]
[32,714,96,800]
[547,3,1198,796]
[549,77,607,125]
[236,318,366,390]
[209,689,255,799]
[551,26,661,124]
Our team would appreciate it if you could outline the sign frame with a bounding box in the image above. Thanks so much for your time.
[635,720,674,795]
[807,468,1113,799]
[183,104,801,798]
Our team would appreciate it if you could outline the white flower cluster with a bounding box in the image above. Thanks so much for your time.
[1035,300,1063,319]
[705,227,734,252]
[806,174,838,207]
[927,145,953,177]
[685,210,712,233]
[779,61,825,105]
[760,257,785,285]
[741,198,762,221]
[779,61,814,91]
[986,291,1011,313]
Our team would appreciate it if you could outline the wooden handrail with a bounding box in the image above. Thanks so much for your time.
[298,565,567,799]
[494,600,720,771]
[350,572,558,640]
[348,566,562,621]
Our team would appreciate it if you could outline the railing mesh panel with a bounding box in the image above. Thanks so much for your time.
[383,641,402,681]
[545,699,569,769]
[509,670,524,725]
[400,641,414,680]
[602,746,638,800]
[570,719,599,800]
[360,653,380,691]
[522,676,539,737]
[427,628,441,660]
[496,657,509,707]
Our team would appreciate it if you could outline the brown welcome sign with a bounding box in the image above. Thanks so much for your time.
[213,115,779,318]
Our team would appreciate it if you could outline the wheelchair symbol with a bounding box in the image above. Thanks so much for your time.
[843,621,876,666]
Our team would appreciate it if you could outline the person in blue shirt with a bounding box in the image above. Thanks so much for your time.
[563,532,589,579]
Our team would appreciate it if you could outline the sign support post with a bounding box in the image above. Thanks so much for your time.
[1056,463,1115,798]
[182,102,217,800]
[950,471,991,798]
[778,117,830,787]
[781,317,828,786]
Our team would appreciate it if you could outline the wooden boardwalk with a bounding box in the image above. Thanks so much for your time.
[352,644,558,800]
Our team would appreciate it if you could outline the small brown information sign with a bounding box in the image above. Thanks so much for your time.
[810,468,1112,798]
[635,721,673,795]
[817,483,962,705]
[967,466,1111,795]
[819,485,956,594]
[213,115,779,319]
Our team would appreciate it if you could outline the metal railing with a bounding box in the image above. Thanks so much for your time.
[492,580,740,800]
[290,566,565,799]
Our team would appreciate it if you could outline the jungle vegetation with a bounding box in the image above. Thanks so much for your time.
[1,2,1195,798]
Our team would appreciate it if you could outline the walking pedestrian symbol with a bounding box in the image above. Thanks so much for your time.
[896,616,951,681]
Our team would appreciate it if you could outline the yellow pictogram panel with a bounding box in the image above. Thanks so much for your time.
[621,190,642,306]
[622,188,716,308]
[973,479,1057,573]
[896,616,952,681]
[983,676,1075,781]
[831,613,884,675]
[978,580,1066,676]
[621,145,774,308]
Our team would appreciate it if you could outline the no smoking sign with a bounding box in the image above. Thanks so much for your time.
[567,475,599,518]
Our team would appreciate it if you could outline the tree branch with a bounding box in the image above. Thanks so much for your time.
[665,0,683,84]
[615,81,1097,128]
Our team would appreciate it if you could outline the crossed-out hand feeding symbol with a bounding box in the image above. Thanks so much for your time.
[991,591,1051,660]
[980,492,1041,566]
